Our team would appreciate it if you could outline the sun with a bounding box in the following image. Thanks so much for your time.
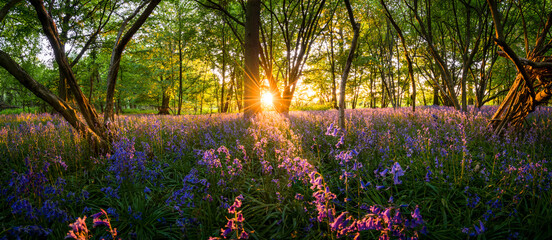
[260,91,274,109]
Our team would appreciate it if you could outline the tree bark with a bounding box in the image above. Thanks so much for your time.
[0,50,106,150]
[329,18,338,109]
[177,7,184,115]
[338,0,360,130]
[220,23,228,113]
[0,0,160,152]
[487,0,552,133]
[406,0,460,110]
[158,77,171,115]
[243,0,261,118]
[29,0,106,141]
[223,80,233,112]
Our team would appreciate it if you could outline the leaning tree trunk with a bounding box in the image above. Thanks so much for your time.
[487,0,552,134]
[338,0,360,130]
[0,0,160,152]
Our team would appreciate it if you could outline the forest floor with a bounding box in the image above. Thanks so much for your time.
[1,106,551,239]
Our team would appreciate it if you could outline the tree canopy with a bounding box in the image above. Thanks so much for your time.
[1,0,551,139]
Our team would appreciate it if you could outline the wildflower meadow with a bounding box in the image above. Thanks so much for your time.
[1,106,552,239]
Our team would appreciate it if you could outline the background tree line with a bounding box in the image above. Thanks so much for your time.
[0,0,550,117]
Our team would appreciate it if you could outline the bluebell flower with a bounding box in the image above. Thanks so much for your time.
[360,180,371,189]
[390,162,405,184]
[475,220,485,234]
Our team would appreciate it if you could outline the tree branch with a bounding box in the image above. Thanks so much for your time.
[0,0,22,23]
[0,49,100,141]
[194,0,244,26]
[497,50,552,68]
[29,0,104,134]
[70,0,115,67]
[104,0,161,122]
[487,0,536,99]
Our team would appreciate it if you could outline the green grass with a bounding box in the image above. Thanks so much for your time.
[0,107,39,115]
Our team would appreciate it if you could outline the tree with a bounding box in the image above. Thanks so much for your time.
[259,0,329,114]
[338,0,360,130]
[243,0,262,117]
[487,0,552,133]
[0,0,161,150]
[380,0,415,112]
[405,0,461,110]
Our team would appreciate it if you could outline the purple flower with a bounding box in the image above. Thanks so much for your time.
[93,218,109,227]
[330,212,348,231]
[425,167,432,182]
[69,217,88,233]
[228,206,236,214]
[390,162,405,185]
[309,172,324,190]
[326,123,338,136]
[474,220,485,235]
[335,135,345,148]
[221,226,232,237]
[379,169,388,177]
[236,212,244,222]
[410,206,424,227]
[91,211,104,219]
[239,230,249,239]
[360,180,371,189]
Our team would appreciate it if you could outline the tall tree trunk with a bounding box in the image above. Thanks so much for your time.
[158,76,170,115]
[88,71,94,103]
[243,0,261,118]
[329,18,338,109]
[200,74,205,114]
[233,70,243,111]
[177,9,184,115]
[220,23,227,113]
[370,71,375,108]
[338,0,360,130]
[223,81,233,112]
[26,0,110,150]
[433,83,439,105]
[406,0,460,110]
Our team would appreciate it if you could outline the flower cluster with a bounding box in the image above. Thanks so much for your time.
[65,209,119,240]
[214,194,249,239]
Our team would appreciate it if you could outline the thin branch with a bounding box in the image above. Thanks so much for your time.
[194,0,244,26]
[70,0,115,67]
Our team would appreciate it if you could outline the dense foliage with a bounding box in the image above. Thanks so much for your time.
[1,106,552,239]
[2,0,550,114]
